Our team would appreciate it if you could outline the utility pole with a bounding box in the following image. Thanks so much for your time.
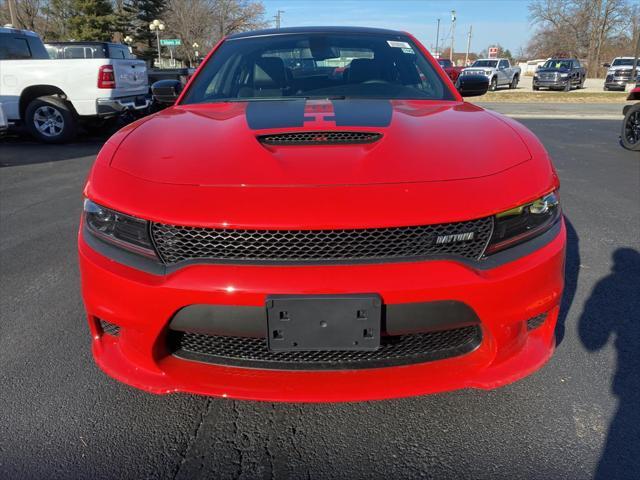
[274,10,285,29]
[450,10,456,63]
[7,0,18,27]
[435,18,440,58]
[465,25,473,67]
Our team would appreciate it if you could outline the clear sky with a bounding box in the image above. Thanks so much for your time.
[262,0,533,55]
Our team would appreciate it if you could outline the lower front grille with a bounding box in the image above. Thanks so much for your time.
[169,326,482,370]
[99,318,120,336]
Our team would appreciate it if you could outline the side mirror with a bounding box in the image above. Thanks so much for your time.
[603,63,611,68]
[456,74,490,97]
[151,79,183,104]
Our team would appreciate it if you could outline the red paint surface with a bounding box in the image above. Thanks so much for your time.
[79,31,565,401]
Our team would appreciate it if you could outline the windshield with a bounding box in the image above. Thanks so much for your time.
[180,33,455,104]
[612,58,634,67]
[437,59,453,68]
[542,60,572,69]
[471,60,498,68]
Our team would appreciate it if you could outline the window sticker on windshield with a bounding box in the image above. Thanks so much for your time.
[387,40,411,49]
[402,48,415,54]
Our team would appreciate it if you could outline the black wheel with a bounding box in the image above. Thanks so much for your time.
[621,103,640,151]
[489,77,498,91]
[564,80,571,92]
[533,85,539,91]
[577,77,585,89]
[604,86,610,91]
[509,75,519,89]
[25,96,77,144]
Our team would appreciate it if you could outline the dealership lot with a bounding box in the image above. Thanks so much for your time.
[1,117,639,479]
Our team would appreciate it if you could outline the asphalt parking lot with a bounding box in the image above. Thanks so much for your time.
[1,117,639,479]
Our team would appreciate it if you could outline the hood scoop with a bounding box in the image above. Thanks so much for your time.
[258,131,382,146]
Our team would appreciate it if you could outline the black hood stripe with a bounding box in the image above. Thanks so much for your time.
[331,99,393,127]
[246,99,393,130]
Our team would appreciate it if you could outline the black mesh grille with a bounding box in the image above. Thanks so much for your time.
[169,326,482,370]
[99,318,120,336]
[526,313,547,330]
[258,131,381,145]
[151,217,493,265]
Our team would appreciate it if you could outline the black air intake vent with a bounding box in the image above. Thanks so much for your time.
[258,131,382,145]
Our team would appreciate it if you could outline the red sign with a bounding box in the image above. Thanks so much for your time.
[488,47,498,59]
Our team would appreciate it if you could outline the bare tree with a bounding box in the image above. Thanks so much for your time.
[528,0,636,77]
[212,0,267,38]
[164,0,267,66]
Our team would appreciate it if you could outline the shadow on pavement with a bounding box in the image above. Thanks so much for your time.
[578,247,640,480]
[556,217,580,346]
[0,132,106,167]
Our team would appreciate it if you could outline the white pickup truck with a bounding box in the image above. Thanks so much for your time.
[461,58,521,91]
[0,27,150,143]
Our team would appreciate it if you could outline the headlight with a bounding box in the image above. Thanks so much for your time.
[533,74,538,79]
[607,69,616,75]
[485,192,561,255]
[485,70,492,75]
[84,199,157,258]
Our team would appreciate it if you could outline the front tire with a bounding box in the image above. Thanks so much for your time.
[489,77,498,91]
[533,85,540,91]
[509,75,519,89]
[621,104,640,151]
[564,80,571,92]
[25,96,77,144]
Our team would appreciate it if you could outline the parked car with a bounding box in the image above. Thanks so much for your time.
[533,58,586,91]
[0,27,150,143]
[461,58,521,91]
[604,57,637,91]
[79,26,564,402]
[45,41,135,60]
[621,86,640,151]
[437,58,464,82]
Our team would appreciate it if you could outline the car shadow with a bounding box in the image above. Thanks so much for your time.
[578,247,640,479]
[555,217,580,346]
[0,134,104,167]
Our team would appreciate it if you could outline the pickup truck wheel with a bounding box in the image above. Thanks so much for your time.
[564,80,571,92]
[489,77,498,91]
[533,85,540,91]
[25,96,77,144]
[509,76,519,89]
[621,104,640,151]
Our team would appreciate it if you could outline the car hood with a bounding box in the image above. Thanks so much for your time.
[110,99,531,186]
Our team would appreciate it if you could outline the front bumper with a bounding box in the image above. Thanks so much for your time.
[96,95,152,117]
[533,78,568,88]
[79,217,566,402]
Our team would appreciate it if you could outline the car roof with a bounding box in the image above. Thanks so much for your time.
[45,41,121,46]
[0,26,39,37]
[227,26,407,39]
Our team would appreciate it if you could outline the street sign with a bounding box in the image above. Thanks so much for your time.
[160,39,181,46]
[488,47,498,59]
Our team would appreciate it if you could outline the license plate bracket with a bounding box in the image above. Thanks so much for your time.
[266,294,381,352]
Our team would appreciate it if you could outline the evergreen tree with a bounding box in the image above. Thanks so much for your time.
[125,0,167,61]
[67,0,115,41]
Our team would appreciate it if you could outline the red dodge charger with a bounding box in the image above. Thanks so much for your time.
[79,27,565,402]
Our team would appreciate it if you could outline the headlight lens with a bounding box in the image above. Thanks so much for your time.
[84,199,157,258]
[485,70,492,75]
[485,192,561,255]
